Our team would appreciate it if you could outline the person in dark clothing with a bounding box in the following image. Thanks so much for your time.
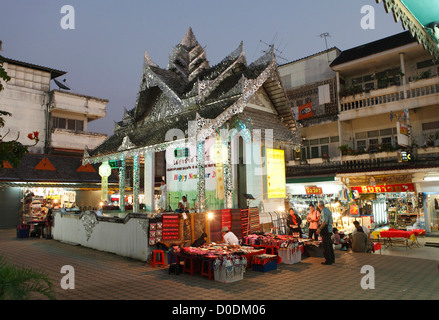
[287,208,302,236]
[191,233,208,247]
[45,206,54,239]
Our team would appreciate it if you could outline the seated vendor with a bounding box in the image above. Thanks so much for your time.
[191,233,208,247]
[176,196,190,213]
[221,227,240,245]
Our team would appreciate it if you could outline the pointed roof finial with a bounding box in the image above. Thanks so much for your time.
[144,51,158,67]
[180,27,198,49]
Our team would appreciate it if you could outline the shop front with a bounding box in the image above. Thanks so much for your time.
[412,170,439,235]
[286,176,343,222]
[337,173,421,232]
[0,153,118,229]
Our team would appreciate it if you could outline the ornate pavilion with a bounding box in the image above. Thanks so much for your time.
[83,28,299,214]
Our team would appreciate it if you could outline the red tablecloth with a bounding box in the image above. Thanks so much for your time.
[379,229,416,241]
[412,229,426,236]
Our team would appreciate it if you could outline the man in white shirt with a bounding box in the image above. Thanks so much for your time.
[177,196,189,213]
[221,227,239,245]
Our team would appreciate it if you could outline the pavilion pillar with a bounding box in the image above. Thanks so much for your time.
[144,150,156,212]
[197,141,205,212]
[133,154,140,213]
[119,158,126,212]
[224,137,233,209]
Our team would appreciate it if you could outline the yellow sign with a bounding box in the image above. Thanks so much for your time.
[266,148,286,199]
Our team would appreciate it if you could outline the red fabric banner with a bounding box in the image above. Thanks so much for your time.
[298,102,313,120]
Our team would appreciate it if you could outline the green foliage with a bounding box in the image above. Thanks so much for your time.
[0,255,56,300]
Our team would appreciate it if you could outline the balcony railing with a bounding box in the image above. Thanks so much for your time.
[340,76,439,112]
[286,146,439,177]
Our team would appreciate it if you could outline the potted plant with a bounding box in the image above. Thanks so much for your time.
[338,145,351,155]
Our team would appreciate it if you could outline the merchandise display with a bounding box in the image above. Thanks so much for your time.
[213,255,247,283]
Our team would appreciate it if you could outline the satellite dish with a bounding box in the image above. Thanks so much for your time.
[54,78,71,90]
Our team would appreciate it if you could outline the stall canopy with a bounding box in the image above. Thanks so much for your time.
[376,0,439,59]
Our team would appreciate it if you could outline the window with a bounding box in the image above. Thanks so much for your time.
[68,119,76,130]
[355,128,396,152]
[330,136,339,143]
[311,146,319,158]
[321,145,329,158]
[422,121,439,131]
[417,60,435,69]
[52,117,84,131]
[357,140,367,152]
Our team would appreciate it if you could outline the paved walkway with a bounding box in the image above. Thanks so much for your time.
[1,229,438,301]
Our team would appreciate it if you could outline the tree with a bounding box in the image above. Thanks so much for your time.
[0,57,39,168]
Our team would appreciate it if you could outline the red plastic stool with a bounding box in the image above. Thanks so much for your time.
[151,250,165,268]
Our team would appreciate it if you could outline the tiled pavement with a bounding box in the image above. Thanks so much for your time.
[1,229,438,301]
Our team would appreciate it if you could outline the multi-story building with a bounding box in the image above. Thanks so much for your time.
[281,31,439,235]
[0,52,114,228]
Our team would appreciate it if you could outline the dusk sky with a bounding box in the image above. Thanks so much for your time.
[1,0,405,136]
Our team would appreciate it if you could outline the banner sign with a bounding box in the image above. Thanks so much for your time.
[266,148,286,199]
[298,102,313,120]
[351,183,415,194]
[305,186,323,195]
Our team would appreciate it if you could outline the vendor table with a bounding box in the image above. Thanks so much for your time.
[373,229,421,249]
[168,248,265,280]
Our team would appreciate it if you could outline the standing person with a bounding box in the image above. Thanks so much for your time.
[159,180,167,212]
[307,204,320,240]
[45,205,54,240]
[316,200,335,265]
[287,207,302,237]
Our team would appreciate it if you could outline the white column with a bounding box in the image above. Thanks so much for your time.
[133,154,140,213]
[335,71,341,112]
[144,150,156,212]
[119,158,126,212]
[399,52,406,98]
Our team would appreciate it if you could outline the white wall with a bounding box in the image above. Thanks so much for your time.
[0,62,50,153]
[53,211,151,261]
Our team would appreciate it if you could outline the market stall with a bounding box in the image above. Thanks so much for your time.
[168,243,266,282]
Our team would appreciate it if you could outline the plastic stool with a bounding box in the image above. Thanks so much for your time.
[151,250,165,268]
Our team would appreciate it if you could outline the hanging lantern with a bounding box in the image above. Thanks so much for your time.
[99,161,112,202]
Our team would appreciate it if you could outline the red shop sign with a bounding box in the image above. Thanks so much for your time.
[351,183,415,193]
[305,186,323,195]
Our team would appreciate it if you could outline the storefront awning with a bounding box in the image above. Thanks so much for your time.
[377,0,439,59]
[286,176,336,184]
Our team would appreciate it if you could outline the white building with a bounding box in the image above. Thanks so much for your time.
[0,55,108,155]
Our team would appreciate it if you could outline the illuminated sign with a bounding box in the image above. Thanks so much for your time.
[351,183,415,193]
[305,186,323,195]
[266,148,286,198]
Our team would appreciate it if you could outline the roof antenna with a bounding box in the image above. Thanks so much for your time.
[259,33,289,62]
[319,32,331,62]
